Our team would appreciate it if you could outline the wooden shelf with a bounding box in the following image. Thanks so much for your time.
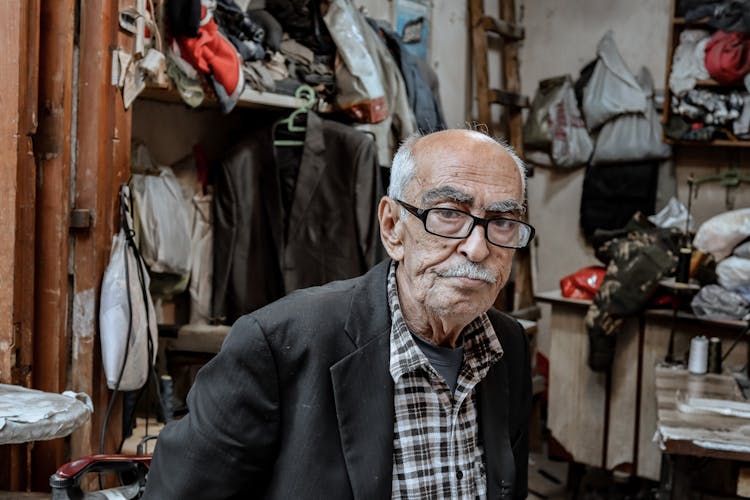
[535,290,593,307]
[673,16,709,26]
[665,137,750,147]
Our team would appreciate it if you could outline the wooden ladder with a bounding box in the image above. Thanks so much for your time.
[469,0,536,315]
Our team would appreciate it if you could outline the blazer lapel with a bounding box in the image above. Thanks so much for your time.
[479,360,516,499]
[330,260,394,500]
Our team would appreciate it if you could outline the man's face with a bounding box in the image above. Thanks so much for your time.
[388,131,524,327]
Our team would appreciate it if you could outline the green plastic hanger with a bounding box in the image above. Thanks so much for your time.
[273,85,317,147]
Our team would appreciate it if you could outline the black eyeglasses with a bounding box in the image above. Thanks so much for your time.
[396,200,535,249]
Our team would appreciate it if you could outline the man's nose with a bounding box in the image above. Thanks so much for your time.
[458,224,491,262]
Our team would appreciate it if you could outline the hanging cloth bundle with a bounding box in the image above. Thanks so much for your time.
[99,184,158,392]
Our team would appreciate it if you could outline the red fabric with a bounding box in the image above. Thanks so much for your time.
[175,7,242,98]
[560,265,607,300]
[705,30,750,84]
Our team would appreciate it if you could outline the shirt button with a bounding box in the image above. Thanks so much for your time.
[456,470,463,480]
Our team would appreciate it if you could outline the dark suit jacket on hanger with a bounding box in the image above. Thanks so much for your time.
[213,111,384,323]
[144,260,532,499]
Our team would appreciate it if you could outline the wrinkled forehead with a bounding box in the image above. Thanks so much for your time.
[406,132,524,211]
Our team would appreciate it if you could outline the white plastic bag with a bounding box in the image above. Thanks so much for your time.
[734,240,750,258]
[693,208,750,261]
[131,166,192,275]
[99,187,158,391]
[549,77,595,167]
[591,67,672,165]
[717,256,750,291]
[323,0,387,124]
[582,31,648,130]
[523,75,568,151]
[647,196,694,231]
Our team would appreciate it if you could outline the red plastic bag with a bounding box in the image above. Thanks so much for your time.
[560,266,607,300]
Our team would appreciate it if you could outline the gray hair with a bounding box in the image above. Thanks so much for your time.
[387,129,527,202]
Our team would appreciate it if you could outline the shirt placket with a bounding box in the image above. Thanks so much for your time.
[449,364,480,498]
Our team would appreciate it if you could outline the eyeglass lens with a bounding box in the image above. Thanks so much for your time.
[425,208,530,247]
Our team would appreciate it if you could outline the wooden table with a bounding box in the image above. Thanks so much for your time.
[535,290,748,481]
[655,365,750,498]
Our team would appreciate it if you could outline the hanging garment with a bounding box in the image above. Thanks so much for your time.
[367,19,446,133]
[579,161,660,242]
[584,216,682,371]
[212,111,384,323]
[189,193,214,325]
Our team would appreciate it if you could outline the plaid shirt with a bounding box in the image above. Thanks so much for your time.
[388,262,504,499]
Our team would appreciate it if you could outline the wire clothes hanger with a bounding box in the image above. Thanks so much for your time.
[273,84,318,147]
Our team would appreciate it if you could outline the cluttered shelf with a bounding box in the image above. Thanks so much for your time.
[664,137,750,147]
[139,83,320,111]
[535,290,748,329]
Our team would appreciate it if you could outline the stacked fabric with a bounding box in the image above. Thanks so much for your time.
[691,208,750,320]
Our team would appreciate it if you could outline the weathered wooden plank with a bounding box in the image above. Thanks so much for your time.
[469,0,491,127]
[0,0,39,492]
[30,0,76,489]
[70,0,133,461]
[547,301,607,468]
[606,319,640,471]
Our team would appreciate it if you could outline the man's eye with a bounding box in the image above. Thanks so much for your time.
[433,209,463,219]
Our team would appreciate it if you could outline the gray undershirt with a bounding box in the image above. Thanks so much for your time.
[410,333,464,395]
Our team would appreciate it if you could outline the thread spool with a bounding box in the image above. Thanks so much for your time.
[708,337,722,374]
[676,247,692,284]
[688,335,708,375]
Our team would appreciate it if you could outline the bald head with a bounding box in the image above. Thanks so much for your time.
[388,129,527,202]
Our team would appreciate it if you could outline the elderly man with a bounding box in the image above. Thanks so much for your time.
[143,128,534,499]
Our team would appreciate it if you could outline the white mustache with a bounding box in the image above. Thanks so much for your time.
[438,261,497,284]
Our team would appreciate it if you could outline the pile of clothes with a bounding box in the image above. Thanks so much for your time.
[167,0,337,112]
[667,0,750,141]
[691,207,750,320]
[164,0,445,164]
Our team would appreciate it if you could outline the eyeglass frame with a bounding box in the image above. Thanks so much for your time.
[395,199,535,249]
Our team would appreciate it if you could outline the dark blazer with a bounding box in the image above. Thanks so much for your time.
[212,111,384,323]
[144,260,531,499]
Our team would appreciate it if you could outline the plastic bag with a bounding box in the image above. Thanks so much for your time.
[131,166,193,275]
[734,240,750,258]
[323,0,388,124]
[693,208,750,261]
[582,31,648,130]
[560,266,607,300]
[591,67,672,164]
[691,284,750,321]
[100,186,158,391]
[717,256,750,290]
[523,75,568,151]
[550,77,595,167]
[647,196,694,231]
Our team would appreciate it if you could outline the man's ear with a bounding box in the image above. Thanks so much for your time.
[378,197,405,261]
